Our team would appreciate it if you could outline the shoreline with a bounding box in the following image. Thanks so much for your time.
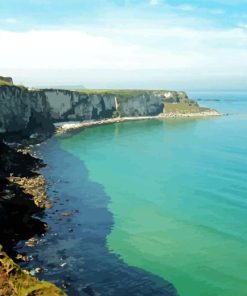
[18,138,179,296]
[56,110,221,134]
[0,142,65,295]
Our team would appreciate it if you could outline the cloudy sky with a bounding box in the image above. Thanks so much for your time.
[1,0,247,90]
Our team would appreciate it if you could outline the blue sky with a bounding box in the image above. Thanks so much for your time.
[1,0,247,89]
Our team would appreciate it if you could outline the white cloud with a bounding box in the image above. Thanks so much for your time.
[5,18,17,24]
[1,25,247,88]
[238,23,247,29]
[0,29,201,70]
[178,4,195,11]
[175,4,224,15]
[149,0,159,5]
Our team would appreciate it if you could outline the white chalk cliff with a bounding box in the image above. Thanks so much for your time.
[0,84,190,136]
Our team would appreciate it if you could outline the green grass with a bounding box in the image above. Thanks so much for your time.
[0,79,13,86]
[76,89,175,101]
[0,81,28,90]
[165,102,210,113]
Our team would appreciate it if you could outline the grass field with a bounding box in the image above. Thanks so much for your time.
[165,102,210,113]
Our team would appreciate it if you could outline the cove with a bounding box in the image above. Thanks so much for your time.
[60,93,247,296]
[17,136,177,296]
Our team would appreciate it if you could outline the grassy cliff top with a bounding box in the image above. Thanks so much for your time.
[75,89,187,102]
[0,76,13,86]
[165,102,211,113]
[0,80,13,86]
[76,89,182,95]
[0,83,29,91]
[0,84,186,98]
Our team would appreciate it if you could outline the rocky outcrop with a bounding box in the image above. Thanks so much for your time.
[0,141,48,253]
[0,141,67,295]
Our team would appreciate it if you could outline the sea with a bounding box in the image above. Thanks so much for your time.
[17,91,247,296]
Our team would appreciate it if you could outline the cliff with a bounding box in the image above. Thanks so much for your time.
[0,85,202,138]
[42,89,192,120]
[0,85,54,138]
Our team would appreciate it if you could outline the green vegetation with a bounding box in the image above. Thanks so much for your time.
[77,89,156,95]
[76,89,172,101]
[165,102,210,114]
[0,81,28,91]
[0,76,13,86]
[0,245,66,296]
[0,79,13,86]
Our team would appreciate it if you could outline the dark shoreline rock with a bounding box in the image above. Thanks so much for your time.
[0,140,48,252]
[0,140,66,295]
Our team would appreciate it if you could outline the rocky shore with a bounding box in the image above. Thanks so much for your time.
[0,140,66,295]
[0,245,66,296]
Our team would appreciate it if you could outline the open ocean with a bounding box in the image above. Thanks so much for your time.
[18,91,247,296]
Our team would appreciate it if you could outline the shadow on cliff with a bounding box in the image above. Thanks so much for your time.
[18,138,179,296]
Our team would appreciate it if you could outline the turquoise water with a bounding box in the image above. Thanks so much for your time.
[60,92,247,296]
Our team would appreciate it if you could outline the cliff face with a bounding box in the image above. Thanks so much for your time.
[43,89,116,121]
[0,85,54,137]
[43,89,189,120]
[0,85,190,137]
[118,92,164,117]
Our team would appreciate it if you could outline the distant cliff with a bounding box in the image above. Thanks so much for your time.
[42,89,189,120]
[0,83,203,138]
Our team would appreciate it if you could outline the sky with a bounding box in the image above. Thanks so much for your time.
[1,0,247,90]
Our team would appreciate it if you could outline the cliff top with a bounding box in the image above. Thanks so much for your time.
[75,89,188,102]
[0,76,13,86]
[0,83,187,99]
[77,89,185,95]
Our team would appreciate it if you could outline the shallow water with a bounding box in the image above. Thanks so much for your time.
[18,91,247,296]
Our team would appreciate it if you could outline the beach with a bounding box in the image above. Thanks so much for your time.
[56,110,221,134]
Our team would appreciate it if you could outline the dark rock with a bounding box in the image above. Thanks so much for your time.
[0,141,48,255]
